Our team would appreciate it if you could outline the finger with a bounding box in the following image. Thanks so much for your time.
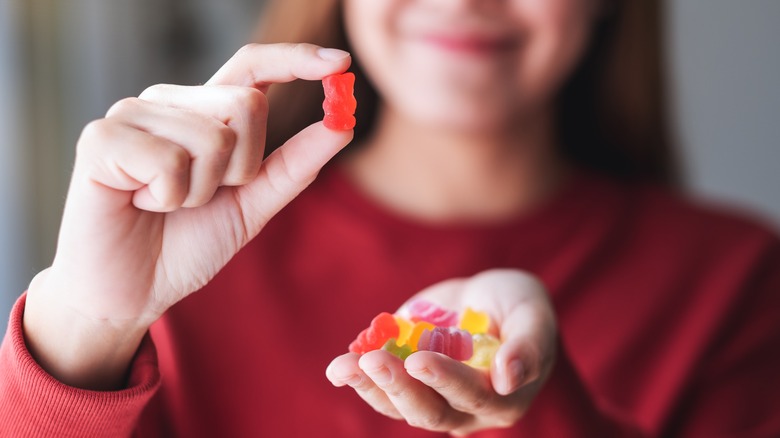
[359,350,470,432]
[106,98,236,207]
[234,121,353,236]
[75,119,190,212]
[326,352,363,387]
[456,270,557,395]
[404,351,498,415]
[326,352,404,420]
[138,84,265,187]
[206,43,351,90]
[406,352,526,434]
[492,301,557,396]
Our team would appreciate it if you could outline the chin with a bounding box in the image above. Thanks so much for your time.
[413,107,515,134]
[394,92,517,133]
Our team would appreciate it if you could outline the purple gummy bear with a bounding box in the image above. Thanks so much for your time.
[417,327,473,361]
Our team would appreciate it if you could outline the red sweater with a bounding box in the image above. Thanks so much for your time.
[2,166,780,437]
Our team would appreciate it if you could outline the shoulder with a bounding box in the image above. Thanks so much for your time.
[606,178,780,289]
[628,182,779,254]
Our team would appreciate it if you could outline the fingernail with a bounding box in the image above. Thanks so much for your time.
[317,48,350,61]
[504,359,525,393]
[366,366,392,385]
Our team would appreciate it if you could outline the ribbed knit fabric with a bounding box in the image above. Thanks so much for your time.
[2,165,779,437]
[0,294,160,437]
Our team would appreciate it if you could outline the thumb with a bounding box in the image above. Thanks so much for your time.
[491,335,534,396]
[491,303,558,396]
[234,121,353,238]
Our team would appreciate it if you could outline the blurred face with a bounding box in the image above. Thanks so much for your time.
[343,0,601,132]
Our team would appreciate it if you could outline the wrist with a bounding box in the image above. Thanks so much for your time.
[22,270,150,390]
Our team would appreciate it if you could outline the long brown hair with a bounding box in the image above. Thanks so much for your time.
[255,0,678,185]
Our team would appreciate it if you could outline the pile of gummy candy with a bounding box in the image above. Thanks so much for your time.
[348,299,501,368]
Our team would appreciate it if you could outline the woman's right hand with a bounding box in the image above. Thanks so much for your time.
[22,43,353,390]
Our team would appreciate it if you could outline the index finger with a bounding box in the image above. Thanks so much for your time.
[359,350,470,432]
[205,43,351,90]
[404,352,517,418]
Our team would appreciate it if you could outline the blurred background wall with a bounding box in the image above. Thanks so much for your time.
[1,0,779,329]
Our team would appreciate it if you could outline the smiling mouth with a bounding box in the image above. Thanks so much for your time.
[420,33,519,55]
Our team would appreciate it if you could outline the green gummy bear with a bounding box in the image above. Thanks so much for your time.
[382,338,412,360]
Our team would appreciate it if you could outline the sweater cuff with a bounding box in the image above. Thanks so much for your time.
[0,292,161,437]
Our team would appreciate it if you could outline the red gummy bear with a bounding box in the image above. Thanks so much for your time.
[349,312,399,354]
[322,72,357,130]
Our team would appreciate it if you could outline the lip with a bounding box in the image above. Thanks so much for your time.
[419,33,519,55]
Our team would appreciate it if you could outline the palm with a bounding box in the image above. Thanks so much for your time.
[152,187,246,305]
[327,269,558,435]
[49,183,243,324]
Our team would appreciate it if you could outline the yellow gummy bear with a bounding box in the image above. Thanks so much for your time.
[407,321,436,351]
[465,333,500,368]
[459,307,490,334]
[394,316,413,347]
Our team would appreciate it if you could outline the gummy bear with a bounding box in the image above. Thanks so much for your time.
[407,321,436,351]
[394,315,413,347]
[458,307,490,334]
[407,299,459,327]
[322,72,357,130]
[417,327,474,361]
[465,333,500,368]
[382,338,413,360]
[349,312,399,354]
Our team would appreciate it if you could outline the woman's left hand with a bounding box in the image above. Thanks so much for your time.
[326,269,558,436]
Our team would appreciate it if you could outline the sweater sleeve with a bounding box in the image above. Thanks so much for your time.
[515,234,780,438]
[508,343,647,438]
[667,236,780,437]
[0,293,161,437]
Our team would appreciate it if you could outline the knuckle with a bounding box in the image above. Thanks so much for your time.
[372,405,402,421]
[454,392,492,414]
[159,148,191,178]
[290,42,310,58]
[78,119,114,149]
[138,83,171,101]
[236,87,268,117]
[106,97,140,118]
[382,385,405,399]
[225,166,260,186]
[406,407,448,431]
[235,43,259,59]
[211,124,237,155]
[350,379,374,393]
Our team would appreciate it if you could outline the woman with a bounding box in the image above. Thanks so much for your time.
[2,0,779,436]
